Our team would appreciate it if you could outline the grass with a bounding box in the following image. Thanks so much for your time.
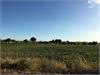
[0,43,99,74]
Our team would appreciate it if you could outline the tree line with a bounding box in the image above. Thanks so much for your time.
[0,37,98,45]
[0,37,36,43]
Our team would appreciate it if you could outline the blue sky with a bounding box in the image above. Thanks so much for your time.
[1,0,100,41]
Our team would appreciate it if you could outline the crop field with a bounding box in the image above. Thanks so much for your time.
[0,43,99,74]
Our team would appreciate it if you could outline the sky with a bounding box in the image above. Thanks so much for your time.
[1,0,100,42]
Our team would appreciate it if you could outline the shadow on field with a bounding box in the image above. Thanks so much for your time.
[1,58,99,74]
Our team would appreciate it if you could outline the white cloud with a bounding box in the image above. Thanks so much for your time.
[88,0,100,8]
[88,0,100,4]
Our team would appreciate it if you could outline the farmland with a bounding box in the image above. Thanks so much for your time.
[0,43,99,74]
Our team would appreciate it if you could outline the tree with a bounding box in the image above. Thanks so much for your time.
[89,41,97,45]
[38,41,48,44]
[55,39,62,43]
[92,41,97,45]
[0,39,1,43]
[49,39,55,43]
[23,39,28,43]
[30,37,36,42]
[66,41,70,45]
[11,39,16,43]
[82,41,87,45]
[62,42,66,44]
[5,38,11,43]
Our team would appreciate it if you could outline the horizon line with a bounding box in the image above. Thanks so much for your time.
[0,38,99,42]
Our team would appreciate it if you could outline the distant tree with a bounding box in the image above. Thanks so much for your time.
[49,39,55,43]
[38,41,48,44]
[73,42,76,45]
[66,41,70,45]
[92,41,97,45]
[62,42,66,44]
[93,41,98,45]
[30,37,36,42]
[55,39,62,43]
[88,42,92,45]
[0,39,1,43]
[76,42,80,45]
[5,38,11,43]
[88,41,97,45]
[82,41,87,45]
[11,39,16,43]
[23,39,28,43]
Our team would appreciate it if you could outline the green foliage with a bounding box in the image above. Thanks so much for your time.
[30,37,36,42]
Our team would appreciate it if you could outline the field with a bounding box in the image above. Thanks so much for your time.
[0,43,99,74]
